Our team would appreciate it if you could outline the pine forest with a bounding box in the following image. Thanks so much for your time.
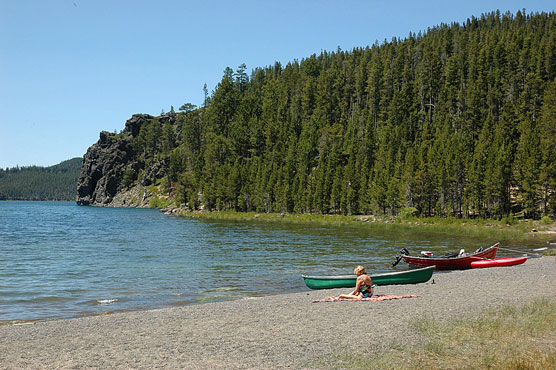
[118,11,556,219]
[0,158,82,201]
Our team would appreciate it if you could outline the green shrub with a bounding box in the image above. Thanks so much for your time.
[149,195,171,209]
[399,207,419,219]
[148,185,159,195]
[541,216,553,225]
[122,169,136,188]
[501,215,518,225]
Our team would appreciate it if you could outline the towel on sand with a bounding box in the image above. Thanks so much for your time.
[312,294,419,303]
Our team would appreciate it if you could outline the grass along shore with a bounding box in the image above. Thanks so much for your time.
[178,210,556,244]
[330,297,556,370]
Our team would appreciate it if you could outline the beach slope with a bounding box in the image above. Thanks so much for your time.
[1,257,555,369]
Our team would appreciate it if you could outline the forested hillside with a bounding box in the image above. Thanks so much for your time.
[80,10,556,219]
[0,158,82,201]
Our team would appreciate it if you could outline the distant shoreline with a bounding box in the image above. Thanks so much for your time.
[177,209,556,244]
[6,198,554,244]
[71,201,556,243]
[0,199,74,202]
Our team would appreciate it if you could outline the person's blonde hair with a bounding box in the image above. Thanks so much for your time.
[354,266,366,275]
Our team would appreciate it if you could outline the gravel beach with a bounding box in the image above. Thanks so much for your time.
[1,256,555,369]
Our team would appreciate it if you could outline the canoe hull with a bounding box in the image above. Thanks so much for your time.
[471,257,527,268]
[401,243,499,270]
[302,266,434,290]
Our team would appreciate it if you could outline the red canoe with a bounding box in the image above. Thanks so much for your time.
[394,243,499,270]
[471,256,527,269]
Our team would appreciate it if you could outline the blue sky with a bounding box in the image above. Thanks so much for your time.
[1,1,554,169]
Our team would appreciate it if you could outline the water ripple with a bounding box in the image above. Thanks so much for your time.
[0,200,517,323]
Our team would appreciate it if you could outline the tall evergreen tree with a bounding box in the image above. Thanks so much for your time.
[106,11,556,219]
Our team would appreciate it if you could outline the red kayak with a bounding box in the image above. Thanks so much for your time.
[393,243,499,270]
[471,256,527,268]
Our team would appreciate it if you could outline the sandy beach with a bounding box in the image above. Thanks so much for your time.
[1,256,555,369]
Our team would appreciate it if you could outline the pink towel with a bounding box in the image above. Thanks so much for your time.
[312,294,419,303]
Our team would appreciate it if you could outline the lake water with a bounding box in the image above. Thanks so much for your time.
[0,201,532,323]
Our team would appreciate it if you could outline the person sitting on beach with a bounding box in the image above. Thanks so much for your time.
[328,265,373,301]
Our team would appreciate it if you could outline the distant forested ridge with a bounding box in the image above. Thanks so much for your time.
[77,10,556,219]
[0,158,82,201]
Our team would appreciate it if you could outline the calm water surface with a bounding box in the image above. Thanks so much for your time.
[0,201,535,322]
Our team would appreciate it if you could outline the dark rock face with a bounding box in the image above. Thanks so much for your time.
[140,157,169,186]
[122,113,153,137]
[76,114,153,206]
[76,131,133,205]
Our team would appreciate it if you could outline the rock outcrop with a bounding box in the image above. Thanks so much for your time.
[76,114,154,206]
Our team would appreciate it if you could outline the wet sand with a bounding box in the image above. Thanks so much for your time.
[1,257,555,369]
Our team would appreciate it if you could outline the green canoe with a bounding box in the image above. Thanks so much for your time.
[302,265,434,290]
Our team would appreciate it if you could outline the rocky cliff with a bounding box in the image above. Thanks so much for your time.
[76,113,171,207]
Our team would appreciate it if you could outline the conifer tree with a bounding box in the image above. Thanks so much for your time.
[112,11,556,219]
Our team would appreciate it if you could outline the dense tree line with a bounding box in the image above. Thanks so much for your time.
[0,158,82,201]
[126,11,556,219]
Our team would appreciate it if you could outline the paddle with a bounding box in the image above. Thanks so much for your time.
[497,246,544,258]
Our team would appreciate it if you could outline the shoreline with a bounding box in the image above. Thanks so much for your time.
[177,210,556,243]
[1,257,555,369]
[9,199,550,242]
